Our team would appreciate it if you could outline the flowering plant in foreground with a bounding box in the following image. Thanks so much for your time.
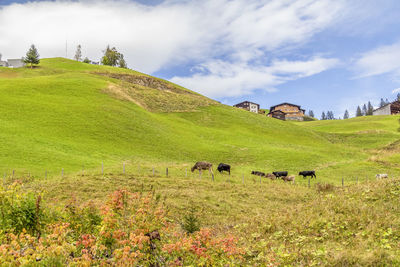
[0,184,244,266]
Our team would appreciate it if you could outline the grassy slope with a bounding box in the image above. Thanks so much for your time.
[2,58,400,265]
[0,58,399,184]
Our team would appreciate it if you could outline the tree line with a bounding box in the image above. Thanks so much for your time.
[307,95,400,121]
[21,44,128,69]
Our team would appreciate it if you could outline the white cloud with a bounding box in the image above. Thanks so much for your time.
[0,0,344,95]
[353,41,400,78]
[171,57,338,97]
[392,88,400,94]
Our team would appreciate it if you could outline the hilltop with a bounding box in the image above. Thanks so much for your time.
[0,58,399,184]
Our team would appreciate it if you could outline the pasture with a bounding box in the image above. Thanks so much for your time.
[1,58,400,265]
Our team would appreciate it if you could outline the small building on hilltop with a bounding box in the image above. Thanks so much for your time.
[267,102,305,121]
[373,101,400,116]
[0,56,25,68]
[233,101,260,114]
[7,59,25,68]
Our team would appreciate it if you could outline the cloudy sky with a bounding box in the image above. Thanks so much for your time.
[1,0,400,117]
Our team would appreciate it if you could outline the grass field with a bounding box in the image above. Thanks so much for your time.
[1,58,400,265]
[1,58,399,185]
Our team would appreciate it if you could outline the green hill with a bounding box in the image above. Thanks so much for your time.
[0,58,399,183]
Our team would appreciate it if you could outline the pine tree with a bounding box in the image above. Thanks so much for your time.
[397,93,400,101]
[321,112,326,120]
[367,101,374,115]
[74,45,82,61]
[23,44,40,69]
[344,110,349,119]
[380,98,386,107]
[356,106,362,117]
[386,98,389,105]
[118,54,127,68]
[83,57,90,64]
[308,110,314,118]
[362,104,367,116]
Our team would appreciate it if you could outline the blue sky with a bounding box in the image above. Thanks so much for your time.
[1,0,400,118]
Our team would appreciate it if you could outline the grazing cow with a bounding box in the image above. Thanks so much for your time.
[217,163,231,175]
[376,173,388,179]
[272,171,288,178]
[282,175,295,183]
[266,173,276,180]
[191,162,213,174]
[299,171,316,179]
[251,171,266,177]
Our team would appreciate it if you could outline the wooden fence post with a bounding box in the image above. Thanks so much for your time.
[3,172,6,186]
[199,169,202,179]
[45,170,47,179]
[82,165,84,176]
[342,177,344,187]
[212,173,214,181]
[12,170,15,179]
[357,176,359,185]
[308,176,310,188]
[259,174,261,184]
[102,162,104,176]
[153,167,155,177]
[185,168,187,177]
[61,168,64,178]
[166,168,168,177]
[123,163,125,174]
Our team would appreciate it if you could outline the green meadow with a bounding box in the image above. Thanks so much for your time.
[1,58,400,265]
[1,58,399,184]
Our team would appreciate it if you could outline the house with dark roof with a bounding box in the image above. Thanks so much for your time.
[267,103,305,121]
[373,100,400,116]
[233,101,260,114]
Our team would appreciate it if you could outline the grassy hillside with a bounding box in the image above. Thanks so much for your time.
[0,58,399,184]
[2,58,400,265]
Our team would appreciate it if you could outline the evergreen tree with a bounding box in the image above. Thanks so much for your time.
[321,112,326,120]
[362,104,367,116]
[380,98,386,107]
[386,98,389,105]
[344,110,349,119]
[308,110,314,118]
[74,45,82,61]
[23,44,40,69]
[367,101,374,115]
[397,93,400,101]
[118,54,127,68]
[356,106,362,117]
[83,57,90,64]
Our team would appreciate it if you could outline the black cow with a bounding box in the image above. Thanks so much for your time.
[217,163,231,175]
[272,171,288,178]
[299,171,316,179]
[251,171,266,177]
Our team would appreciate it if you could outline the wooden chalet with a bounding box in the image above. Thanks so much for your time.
[233,101,260,114]
[373,100,400,116]
[267,103,305,121]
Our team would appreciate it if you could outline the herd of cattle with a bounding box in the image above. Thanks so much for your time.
[190,161,316,182]
[191,162,390,182]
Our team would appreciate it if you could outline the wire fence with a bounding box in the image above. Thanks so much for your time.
[1,162,397,189]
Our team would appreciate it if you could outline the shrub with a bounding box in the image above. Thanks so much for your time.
[0,182,44,236]
[0,185,244,266]
[181,205,201,234]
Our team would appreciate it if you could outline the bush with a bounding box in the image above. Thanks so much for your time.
[0,182,44,236]
[181,205,200,234]
[0,186,244,266]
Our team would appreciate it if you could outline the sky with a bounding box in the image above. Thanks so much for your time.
[1,0,400,118]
